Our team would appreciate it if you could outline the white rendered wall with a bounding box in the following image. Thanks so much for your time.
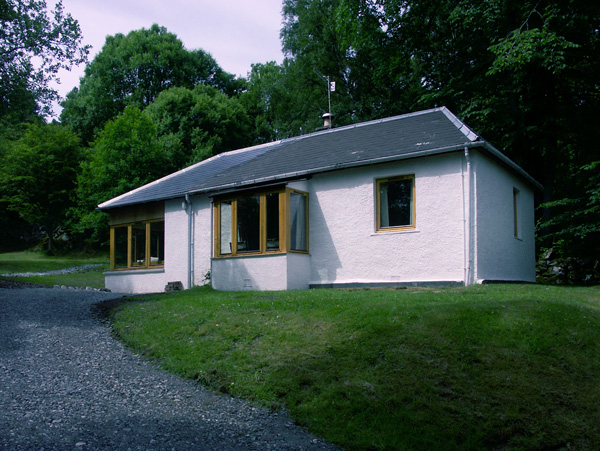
[308,153,467,286]
[163,198,192,288]
[104,268,168,294]
[211,253,310,291]
[191,195,213,287]
[473,152,536,282]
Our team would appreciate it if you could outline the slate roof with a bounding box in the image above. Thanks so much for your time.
[98,107,538,210]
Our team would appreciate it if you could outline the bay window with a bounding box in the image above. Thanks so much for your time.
[214,188,308,257]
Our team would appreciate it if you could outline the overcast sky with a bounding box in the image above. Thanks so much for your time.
[52,0,285,109]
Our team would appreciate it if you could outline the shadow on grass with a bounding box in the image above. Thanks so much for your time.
[92,295,160,323]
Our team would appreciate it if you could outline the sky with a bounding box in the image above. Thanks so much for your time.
[52,0,285,111]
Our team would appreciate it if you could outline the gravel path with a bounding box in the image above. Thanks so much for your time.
[0,286,339,450]
[0,264,104,278]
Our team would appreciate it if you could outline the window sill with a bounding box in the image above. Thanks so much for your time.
[213,251,309,260]
[371,229,420,236]
[105,267,165,275]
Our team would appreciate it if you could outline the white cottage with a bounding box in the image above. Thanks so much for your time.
[98,107,541,293]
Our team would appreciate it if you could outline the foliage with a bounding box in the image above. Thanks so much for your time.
[60,24,244,144]
[537,161,600,259]
[110,285,600,450]
[73,106,167,245]
[145,85,253,168]
[0,0,89,118]
[0,122,82,251]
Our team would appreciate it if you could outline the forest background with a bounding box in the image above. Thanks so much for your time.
[1,0,599,283]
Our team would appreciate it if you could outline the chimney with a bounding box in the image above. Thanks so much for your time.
[322,113,334,129]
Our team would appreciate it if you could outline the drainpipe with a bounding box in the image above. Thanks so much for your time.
[185,194,194,289]
[463,147,473,285]
[210,199,214,289]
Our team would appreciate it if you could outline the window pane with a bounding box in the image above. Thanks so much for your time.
[380,178,413,228]
[237,195,260,252]
[150,221,164,266]
[266,193,280,250]
[220,201,233,255]
[290,192,307,251]
[114,226,128,268]
[131,223,146,266]
[513,188,519,238]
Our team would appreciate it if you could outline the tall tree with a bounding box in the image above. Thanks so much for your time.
[145,84,253,169]
[0,0,89,119]
[281,0,357,130]
[0,122,82,252]
[73,106,167,245]
[280,0,424,131]
[60,24,244,143]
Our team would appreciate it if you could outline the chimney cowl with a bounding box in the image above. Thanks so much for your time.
[322,113,334,129]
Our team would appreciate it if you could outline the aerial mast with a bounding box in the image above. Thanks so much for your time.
[314,69,335,128]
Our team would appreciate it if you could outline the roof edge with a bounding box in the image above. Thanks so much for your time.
[438,107,480,142]
[480,142,543,191]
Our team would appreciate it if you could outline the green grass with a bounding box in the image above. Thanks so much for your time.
[0,250,107,273]
[107,284,600,450]
[0,251,108,288]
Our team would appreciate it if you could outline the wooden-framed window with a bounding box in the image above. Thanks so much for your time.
[110,220,165,270]
[214,188,308,257]
[376,175,415,232]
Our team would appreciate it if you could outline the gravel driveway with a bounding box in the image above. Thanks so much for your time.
[0,286,339,450]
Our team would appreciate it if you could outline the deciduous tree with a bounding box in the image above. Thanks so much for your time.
[0,122,81,251]
[0,0,89,118]
[60,24,244,143]
[145,84,253,169]
[74,106,167,245]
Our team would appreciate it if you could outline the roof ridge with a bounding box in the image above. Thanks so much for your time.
[287,107,444,142]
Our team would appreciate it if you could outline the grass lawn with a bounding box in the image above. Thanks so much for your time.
[0,251,108,288]
[106,284,600,451]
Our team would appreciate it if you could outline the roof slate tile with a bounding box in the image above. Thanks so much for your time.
[98,108,481,210]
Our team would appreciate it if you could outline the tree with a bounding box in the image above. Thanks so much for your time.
[242,62,290,142]
[280,0,424,132]
[281,0,358,130]
[73,106,168,245]
[0,122,82,251]
[145,84,254,169]
[538,161,600,259]
[60,24,244,144]
[0,0,89,118]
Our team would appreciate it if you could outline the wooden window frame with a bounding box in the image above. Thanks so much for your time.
[375,175,416,232]
[213,188,309,258]
[109,219,165,270]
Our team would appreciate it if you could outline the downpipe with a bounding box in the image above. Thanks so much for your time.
[463,147,473,285]
[185,194,194,289]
